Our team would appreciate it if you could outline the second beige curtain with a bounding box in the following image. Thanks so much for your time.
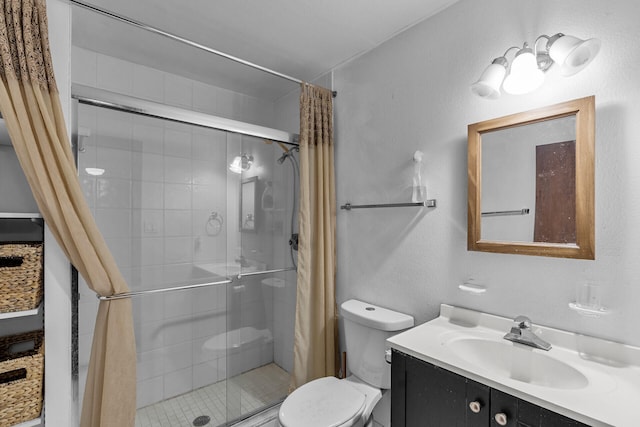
[0,1,136,425]
[290,82,338,390]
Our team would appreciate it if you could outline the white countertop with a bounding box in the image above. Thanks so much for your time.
[387,304,640,427]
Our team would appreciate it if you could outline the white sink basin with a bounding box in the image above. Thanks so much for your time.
[445,337,588,389]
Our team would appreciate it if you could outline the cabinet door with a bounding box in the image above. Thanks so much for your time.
[490,389,518,427]
[393,352,467,427]
[407,357,466,426]
[540,408,590,426]
[466,378,490,427]
[516,399,540,427]
[516,398,590,426]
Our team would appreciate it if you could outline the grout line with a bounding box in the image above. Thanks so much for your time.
[135,363,288,427]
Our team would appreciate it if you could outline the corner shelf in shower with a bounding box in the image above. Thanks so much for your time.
[340,200,436,211]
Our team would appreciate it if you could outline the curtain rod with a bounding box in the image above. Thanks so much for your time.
[69,0,336,97]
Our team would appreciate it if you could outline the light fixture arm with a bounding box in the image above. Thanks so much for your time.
[489,46,520,68]
[535,34,550,45]
[501,46,521,59]
[533,35,554,72]
[534,33,565,54]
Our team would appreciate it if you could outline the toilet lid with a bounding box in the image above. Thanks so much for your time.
[279,377,366,427]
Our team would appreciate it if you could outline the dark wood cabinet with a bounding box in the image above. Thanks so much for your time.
[466,377,490,427]
[391,350,590,427]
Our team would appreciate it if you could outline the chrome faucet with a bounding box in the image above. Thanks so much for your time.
[503,316,552,351]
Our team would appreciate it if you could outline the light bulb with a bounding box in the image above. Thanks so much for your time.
[503,46,545,95]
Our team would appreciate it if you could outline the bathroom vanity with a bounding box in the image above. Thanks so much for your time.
[387,305,640,427]
[391,351,587,426]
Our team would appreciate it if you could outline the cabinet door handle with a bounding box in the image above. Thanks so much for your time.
[494,412,508,426]
[468,401,482,413]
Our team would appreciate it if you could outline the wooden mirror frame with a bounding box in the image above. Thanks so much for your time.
[468,96,595,259]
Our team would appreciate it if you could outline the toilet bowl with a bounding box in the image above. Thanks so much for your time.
[277,300,414,427]
[278,376,374,427]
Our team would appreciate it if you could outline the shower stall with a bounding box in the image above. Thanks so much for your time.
[73,85,299,426]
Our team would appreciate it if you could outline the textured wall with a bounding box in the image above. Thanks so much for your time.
[334,0,640,347]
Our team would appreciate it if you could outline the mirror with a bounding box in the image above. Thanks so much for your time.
[468,96,595,259]
[240,177,257,232]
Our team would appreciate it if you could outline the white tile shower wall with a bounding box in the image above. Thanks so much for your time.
[233,134,299,373]
[72,46,281,409]
[72,46,277,127]
[76,126,234,408]
[272,271,297,372]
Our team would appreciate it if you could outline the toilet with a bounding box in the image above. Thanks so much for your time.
[278,299,414,427]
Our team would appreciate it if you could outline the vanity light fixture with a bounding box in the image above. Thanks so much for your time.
[471,33,601,99]
[229,153,253,174]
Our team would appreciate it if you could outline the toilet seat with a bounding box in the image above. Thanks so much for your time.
[278,377,366,427]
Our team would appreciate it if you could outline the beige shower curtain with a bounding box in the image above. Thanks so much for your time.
[0,1,136,426]
[291,82,338,389]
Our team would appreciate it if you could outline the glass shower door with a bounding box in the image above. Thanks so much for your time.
[75,101,295,426]
[225,133,296,422]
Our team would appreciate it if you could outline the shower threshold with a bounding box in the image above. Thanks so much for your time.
[135,363,289,427]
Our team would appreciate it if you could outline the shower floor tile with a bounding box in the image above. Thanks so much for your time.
[135,363,289,427]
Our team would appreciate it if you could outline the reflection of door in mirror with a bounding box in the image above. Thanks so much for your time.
[241,177,257,232]
[534,141,576,243]
[481,115,576,243]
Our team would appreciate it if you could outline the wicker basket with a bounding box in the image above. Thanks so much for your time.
[0,331,44,427]
[0,243,44,313]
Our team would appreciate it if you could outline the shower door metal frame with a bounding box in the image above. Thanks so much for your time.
[71,87,297,424]
[72,84,300,145]
[71,83,299,303]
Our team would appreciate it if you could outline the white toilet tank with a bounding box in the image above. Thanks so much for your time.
[341,299,414,389]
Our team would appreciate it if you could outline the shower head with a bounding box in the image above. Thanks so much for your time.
[277,147,299,165]
[277,152,288,164]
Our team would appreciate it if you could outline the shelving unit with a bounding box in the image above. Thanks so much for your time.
[1,212,45,427]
